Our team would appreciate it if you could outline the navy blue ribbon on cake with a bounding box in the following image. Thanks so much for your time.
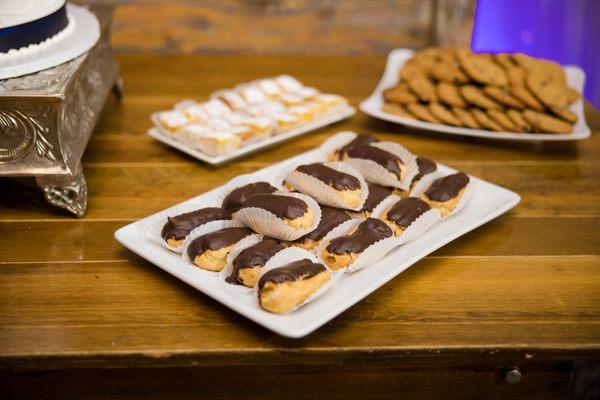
[0,5,69,53]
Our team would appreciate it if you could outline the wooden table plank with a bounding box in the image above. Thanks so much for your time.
[0,362,573,400]
[0,256,598,367]
[1,217,598,264]
[1,162,599,220]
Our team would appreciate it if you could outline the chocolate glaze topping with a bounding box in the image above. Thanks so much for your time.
[360,183,393,212]
[326,218,392,255]
[230,239,284,281]
[161,207,230,241]
[299,206,350,242]
[243,194,308,220]
[345,145,403,179]
[413,157,437,182]
[222,182,277,214]
[337,134,379,158]
[386,197,431,228]
[187,227,252,259]
[424,172,469,202]
[296,163,360,191]
[258,259,326,294]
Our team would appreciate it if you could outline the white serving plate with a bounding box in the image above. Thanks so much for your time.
[148,105,356,165]
[115,146,520,338]
[360,48,591,142]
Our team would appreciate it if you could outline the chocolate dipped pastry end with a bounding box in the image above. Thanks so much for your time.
[258,259,331,314]
[295,206,351,250]
[186,227,254,271]
[242,193,314,229]
[227,239,285,287]
[419,172,470,217]
[321,218,393,270]
[293,163,363,209]
[161,207,230,249]
[383,197,432,236]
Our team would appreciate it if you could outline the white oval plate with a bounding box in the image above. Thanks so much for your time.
[359,48,591,142]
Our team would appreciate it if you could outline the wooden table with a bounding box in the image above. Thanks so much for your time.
[1,55,598,399]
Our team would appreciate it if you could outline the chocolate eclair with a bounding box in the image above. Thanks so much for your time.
[411,157,437,186]
[187,227,254,271]
[332,134,380,160]
[242,194,314,229]
[287,163,364,209]
[322,218,393,270]
[295,206,351,250]
[161,207,230,249]
[222,182,277,214]
[351,183,393,218]
[227,239,285,287]
[342,145,407,182]
[383,197,432,236]
[420,172,470,217]
[258,258,331,314]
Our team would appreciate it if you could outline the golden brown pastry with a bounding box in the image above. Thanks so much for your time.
[258,259,331,314]
[186,227,254,271]
[322,218,393,270]
[226,239,285,287]
[419,172,470,217]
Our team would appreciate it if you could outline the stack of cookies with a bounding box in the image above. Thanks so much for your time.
[149,131,475,315]
[382,48,579,134]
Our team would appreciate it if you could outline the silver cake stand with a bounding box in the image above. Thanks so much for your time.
[0,6,120,217]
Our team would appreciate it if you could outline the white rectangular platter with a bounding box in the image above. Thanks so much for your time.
[360,48,591,142]
[149,105,356,165]
[114,147,520,338]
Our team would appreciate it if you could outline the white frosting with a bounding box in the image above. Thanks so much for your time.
[238,86,267,105]
[201,99,232,117]
[157,110,189,130]
[0,0,65,28]
[294,86,320,99]
[278,93,304,106]
[256,79,281,96]
[0,9,74,59]
[275,75,304,92]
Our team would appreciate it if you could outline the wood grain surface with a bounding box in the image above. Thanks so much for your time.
[0,54,599,398]
[100,0,434,55]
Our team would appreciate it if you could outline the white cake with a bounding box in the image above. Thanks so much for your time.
[0,0,72,56]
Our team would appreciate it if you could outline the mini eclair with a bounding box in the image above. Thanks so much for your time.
[295,206,351,250]
[258,258,331,314]
[227,238,285,287]
[350,183,393,218]
[412,156,437,186]
[161,207,230,249]
[382,197,432,236]
[222,182,278,215]
[322,218,393,270]
[242,194,314,229]
[342,145,408,182]
[286,163,365,210]
[420,172,470,217]
[187,227,254,271]
[329,134,380,161]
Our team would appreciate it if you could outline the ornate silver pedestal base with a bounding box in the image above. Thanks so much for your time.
[36,163,88,217]
[0,6,119,217]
